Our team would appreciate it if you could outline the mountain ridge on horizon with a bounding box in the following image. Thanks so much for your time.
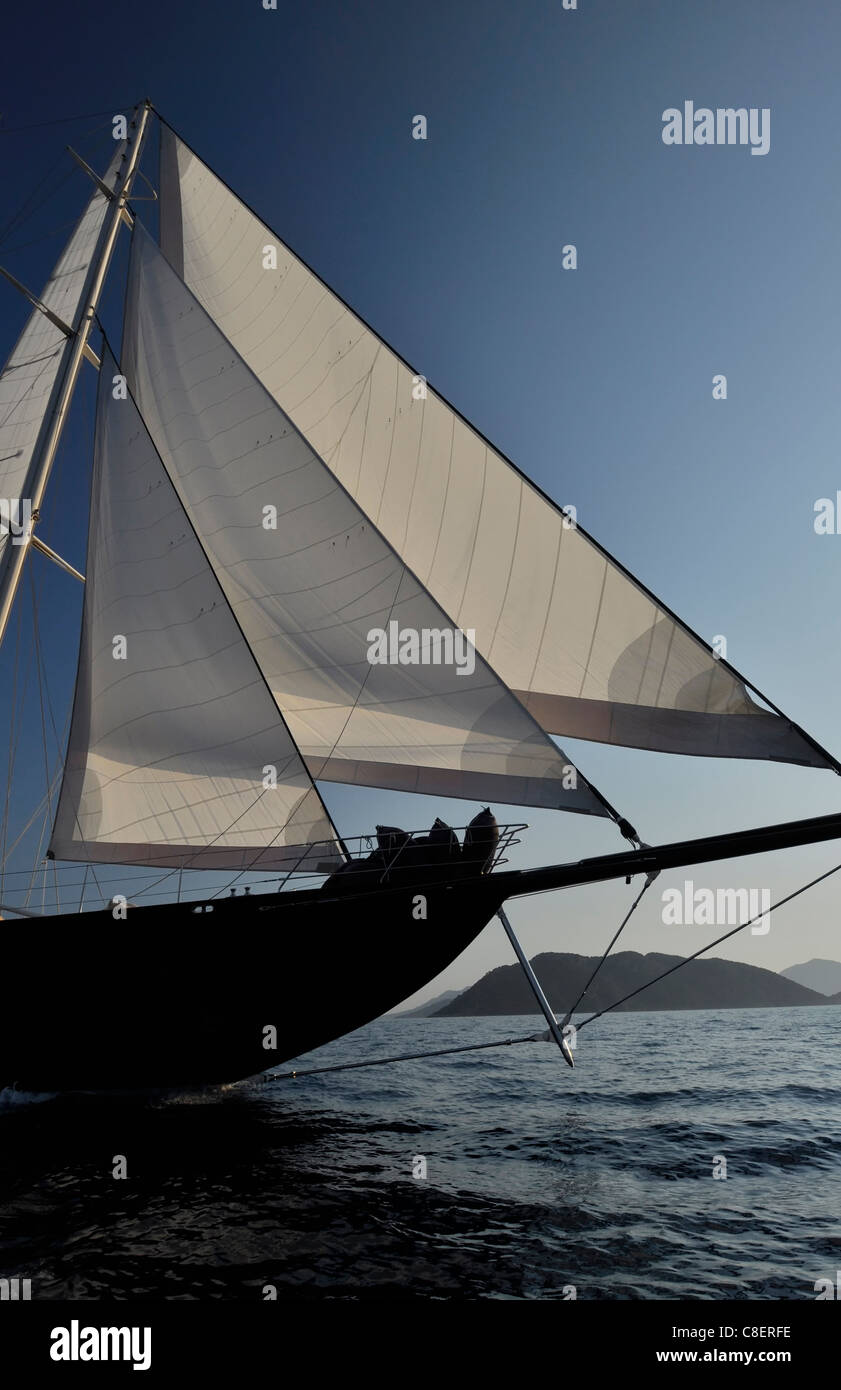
[780,958,841,997]
[430,950,839,1017]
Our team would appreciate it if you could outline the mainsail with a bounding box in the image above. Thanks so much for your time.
[121,224,607,818]
[0,144,125,579]
[49,344,342,871]
[159,126,833,772]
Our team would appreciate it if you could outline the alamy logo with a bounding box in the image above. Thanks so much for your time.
[661,880,771,935]
[0,497,32,545]
[815,1271,841,1298]
[50,1320,151,1371]
[0,1277,31,1299]
[813,494,841,533]
[662,103,770,156]
[367,621,476,676]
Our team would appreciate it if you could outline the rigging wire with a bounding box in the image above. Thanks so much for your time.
[265,855,841,1080]
[18,554,53,910]
[28,556,70,914]
[560,871,658,1029]
[0,217,80,256]
[0,129,110,453]
[1,365,88,908]
[267,1030,553,1081]
[0,354,64,444]
[0,111,117,251]
[52,853,61,913]
[4,597,37,845]
[0,163,77,251]
[29,560,54,820]
[574,857,841,1032]
[1,778,60,867]
[0,575,24,895]
[53,361,105,909]
[77,864,89,914]
[24,786,53,910]
[0,108,129,135]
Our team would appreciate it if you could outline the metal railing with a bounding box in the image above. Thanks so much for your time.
[265,821,529,895]
[5,825,529,915]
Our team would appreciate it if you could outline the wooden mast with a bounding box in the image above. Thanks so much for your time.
[0,99,152,650]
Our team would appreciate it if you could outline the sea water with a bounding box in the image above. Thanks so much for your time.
[0,1005,839,1300]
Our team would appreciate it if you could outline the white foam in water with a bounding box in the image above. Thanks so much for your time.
[0,1080,246,1111]
[0,1086,59,1110]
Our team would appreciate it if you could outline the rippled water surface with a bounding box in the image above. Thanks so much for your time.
[1,1006,840,1299]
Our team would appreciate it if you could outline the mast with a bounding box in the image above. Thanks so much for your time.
[0,99,152,651]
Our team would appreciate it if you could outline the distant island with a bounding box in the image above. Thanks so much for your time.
[780,958,841,997]
[397,989,463,1018]
[420,951,841,1017]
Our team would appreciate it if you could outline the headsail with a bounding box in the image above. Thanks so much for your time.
[159,126,834,773]
[49,344,342,872]
[122,225,608,818]
[0,145,125,578]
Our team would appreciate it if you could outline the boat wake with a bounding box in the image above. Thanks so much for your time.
[0,1085,59,1110]
[0,1080,249,1112]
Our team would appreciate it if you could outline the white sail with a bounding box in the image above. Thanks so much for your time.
[0,145,124,576]
[159,128,830,771]
[122,225,606,817]
[49,344,342,871]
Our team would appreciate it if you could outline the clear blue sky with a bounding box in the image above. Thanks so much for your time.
[2,0,841,1001]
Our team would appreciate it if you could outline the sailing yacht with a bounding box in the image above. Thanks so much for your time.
[1,100,840,1093]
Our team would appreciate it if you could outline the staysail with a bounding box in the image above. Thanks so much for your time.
[121,225,608,818]
[49,344,342,871]
[0,144,125,579]
[158,126,833,772]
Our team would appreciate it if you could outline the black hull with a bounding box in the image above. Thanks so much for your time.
[5,807,841,1095]
[0,876,504,1094]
